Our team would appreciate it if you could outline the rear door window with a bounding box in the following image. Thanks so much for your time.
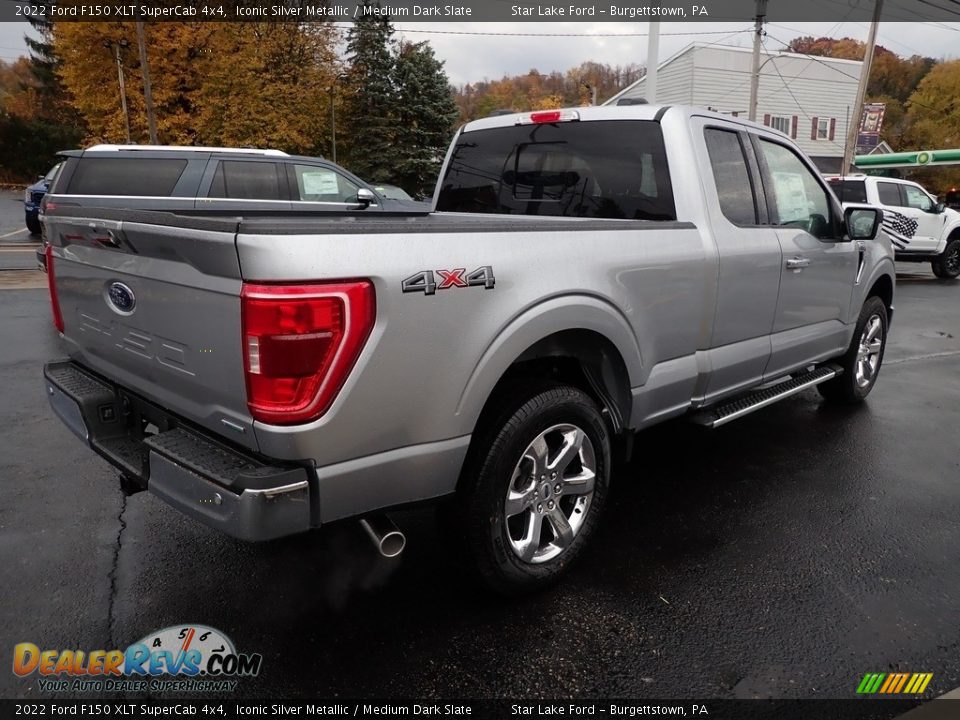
[704,128,758,225]
[436,120,676,220]
[208,161,284,200]
[67,158,188,196]
[877,182,904,207]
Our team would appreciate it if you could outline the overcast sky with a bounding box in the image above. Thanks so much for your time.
[2,20,959,86]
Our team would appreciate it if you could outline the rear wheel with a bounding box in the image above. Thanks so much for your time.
[931,238,960,279]
[818,296,888,404]
[25,214,41,235]
[455,382,610,595]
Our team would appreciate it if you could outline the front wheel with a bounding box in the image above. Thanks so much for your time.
[25,214,41,235]
[931,238,960,279]
[456,383,611,595]
[818,296,888,404]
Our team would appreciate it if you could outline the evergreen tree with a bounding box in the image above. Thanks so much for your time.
[393,41,459,198]
[340,2,399,183]
[23,4,79,128]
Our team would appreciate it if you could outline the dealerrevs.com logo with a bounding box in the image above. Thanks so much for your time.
[13,624,262,693]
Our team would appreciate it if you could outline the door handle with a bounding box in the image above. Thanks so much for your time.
[786,257,810,269]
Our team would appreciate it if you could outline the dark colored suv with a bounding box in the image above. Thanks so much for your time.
[37,145,428,270]
[24,162,62,235]
[45,145,425,214]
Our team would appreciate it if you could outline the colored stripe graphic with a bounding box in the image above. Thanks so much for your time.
[857,672,932,694]
[857,673,886,694]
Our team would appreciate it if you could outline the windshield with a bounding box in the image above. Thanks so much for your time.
[44,163,63,182]
[374,185,414,201]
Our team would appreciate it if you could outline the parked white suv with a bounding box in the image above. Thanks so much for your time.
[830,175,960,279]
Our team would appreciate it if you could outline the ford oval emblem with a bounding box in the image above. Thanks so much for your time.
[106,281,136,315]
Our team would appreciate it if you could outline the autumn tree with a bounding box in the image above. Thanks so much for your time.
[452,62,643,122]
[906,59,960,190]
[0,6,83,181]
[196,22,340,153]
[786,36,935,150]
[54,21,339,153]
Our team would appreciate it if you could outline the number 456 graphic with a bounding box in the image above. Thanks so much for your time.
[402,266,495,296]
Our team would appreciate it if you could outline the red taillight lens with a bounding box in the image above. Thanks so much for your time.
[530,110,562,124]
[240,281,375,425]
[46,244,64,333]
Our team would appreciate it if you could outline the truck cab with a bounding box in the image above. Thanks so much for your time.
[830,175,960,279]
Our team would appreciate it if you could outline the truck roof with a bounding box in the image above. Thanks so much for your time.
[459,104,775,135]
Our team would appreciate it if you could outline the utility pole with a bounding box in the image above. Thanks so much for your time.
[748,0,768,122]
[329,74,349,163]
[842,0,884,174]
[646,21,660,103]
[104,39,131,144]
[330,84,338,163]
[135,20,158,144]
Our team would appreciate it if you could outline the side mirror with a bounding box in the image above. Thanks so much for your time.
[934,201,946,214]
[355,188,376,208]
[845,205,882,241]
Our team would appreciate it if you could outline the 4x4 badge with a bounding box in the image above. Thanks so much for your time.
[402,266,495,296]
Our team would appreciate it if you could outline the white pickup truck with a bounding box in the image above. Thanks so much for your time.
[830,175,960,279]
[42,105,893,594]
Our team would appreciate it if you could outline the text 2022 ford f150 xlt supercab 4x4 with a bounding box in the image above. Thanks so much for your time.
[42,105,894,594]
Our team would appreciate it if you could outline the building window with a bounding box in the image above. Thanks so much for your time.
[817,118,829,139]
[769,116,791,135]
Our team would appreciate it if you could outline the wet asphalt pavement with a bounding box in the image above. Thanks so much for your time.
[1,265,959,702]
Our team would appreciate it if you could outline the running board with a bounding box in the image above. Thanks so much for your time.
[691,366,840,428]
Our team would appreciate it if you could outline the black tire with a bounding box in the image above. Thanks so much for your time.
[931,238,960,280]
[454,382,611,596]
[818,296,888,404]
[25,214,41,236]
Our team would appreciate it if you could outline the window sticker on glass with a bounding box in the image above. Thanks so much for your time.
[302,170,340,196]
[772,171,810,224]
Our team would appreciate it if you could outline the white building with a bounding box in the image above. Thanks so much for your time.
[604,44,862,174]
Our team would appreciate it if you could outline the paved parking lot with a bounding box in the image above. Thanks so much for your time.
[1,263,959,701]
[0,189,34,244]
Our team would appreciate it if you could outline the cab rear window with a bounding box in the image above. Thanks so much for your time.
[436,120,676,221]
[830,180,867,204]
[66,157,188,196]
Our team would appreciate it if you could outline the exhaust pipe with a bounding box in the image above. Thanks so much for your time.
[360,515,406,558]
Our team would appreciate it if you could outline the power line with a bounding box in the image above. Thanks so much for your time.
[350,25,752,38]
[760,36,848,152]
[766,30,942,114]
[763,33,862,81]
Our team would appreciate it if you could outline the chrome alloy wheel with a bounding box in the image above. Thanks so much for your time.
[855,314,884,389]
[504,423,596,564]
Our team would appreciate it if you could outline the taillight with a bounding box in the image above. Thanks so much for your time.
[520,109,581,125]
[240,281,375,425]
[46,244,64,333]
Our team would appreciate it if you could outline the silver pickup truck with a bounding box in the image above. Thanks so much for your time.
[42,105,894,594]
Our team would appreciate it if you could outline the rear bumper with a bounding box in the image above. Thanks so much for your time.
[43,360,312,541]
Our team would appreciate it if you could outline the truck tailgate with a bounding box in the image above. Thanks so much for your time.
[46,212,258,451]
